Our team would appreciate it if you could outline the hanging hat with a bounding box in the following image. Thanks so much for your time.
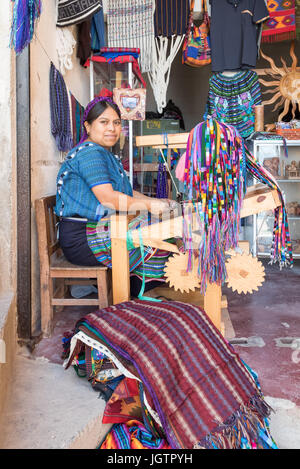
[56,0,102,27]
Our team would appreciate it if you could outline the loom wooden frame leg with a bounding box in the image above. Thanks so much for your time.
[204,283,222,332]
[97,271,109,309]
[111,214,130,304]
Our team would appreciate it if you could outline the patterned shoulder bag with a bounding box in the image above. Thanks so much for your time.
[182,0,211,67]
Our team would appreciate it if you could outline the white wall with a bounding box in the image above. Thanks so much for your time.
[0,2,16,295]
[30,1,90,333]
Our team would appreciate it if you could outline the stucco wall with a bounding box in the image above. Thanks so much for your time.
[30,1,90,334]
[0,3,16,296]
[0,2,17,417]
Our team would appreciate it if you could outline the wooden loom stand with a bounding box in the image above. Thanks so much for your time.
[111,132,281,334]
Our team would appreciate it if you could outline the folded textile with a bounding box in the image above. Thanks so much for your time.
[65,300,276,449]
[100,419,171,449]
[262,0,296,42]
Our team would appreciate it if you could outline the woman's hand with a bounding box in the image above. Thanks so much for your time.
[147,198,171,215]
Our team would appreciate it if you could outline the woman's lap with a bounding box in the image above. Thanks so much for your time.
[58,218,164,295]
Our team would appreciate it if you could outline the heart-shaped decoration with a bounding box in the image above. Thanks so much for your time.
[113,87,146,121]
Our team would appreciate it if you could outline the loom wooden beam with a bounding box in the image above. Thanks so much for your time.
[110,213,131,304]
[128,184,281,251]
[136,133,190,149]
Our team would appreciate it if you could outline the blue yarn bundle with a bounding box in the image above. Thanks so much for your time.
[156,162,168,198]
[49,63,73,153]
[10,0,42,54]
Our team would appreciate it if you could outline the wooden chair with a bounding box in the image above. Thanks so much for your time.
[35,195,110,337]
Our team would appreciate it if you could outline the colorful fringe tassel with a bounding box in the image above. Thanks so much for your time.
[10,0,42,54]
[245,147,293,268]
[182,118,245,293]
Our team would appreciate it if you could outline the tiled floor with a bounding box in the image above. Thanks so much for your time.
[34,259,300,407]
[223,259,300,407]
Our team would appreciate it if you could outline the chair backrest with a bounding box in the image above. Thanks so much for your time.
[35,196,60,268]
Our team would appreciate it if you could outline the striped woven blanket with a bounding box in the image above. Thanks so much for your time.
[65,300,276,449]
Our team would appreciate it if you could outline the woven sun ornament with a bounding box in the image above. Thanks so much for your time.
[226,253,265,295]
[164,253,201,293]
[182,118,246,294]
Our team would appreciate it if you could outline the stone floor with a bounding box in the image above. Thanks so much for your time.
[1,259,299,449]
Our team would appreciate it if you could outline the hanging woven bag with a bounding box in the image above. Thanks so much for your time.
[182,0,211,67]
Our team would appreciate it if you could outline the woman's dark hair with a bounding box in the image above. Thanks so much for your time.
[85,100,121,124]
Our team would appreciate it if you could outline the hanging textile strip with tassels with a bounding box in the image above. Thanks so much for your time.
[49,62,73,153]
[182,119,245,293]
[10,0,42,54]
[245,147,293,268]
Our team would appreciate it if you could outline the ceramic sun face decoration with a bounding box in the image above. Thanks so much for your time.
[113,88,146,120]
[259,41,300,122]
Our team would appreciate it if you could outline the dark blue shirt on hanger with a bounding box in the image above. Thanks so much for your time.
[209,0,269,72]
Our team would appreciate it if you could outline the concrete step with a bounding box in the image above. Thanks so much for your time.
[0,350,111,449]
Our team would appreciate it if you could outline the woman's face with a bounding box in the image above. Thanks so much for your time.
[84,106,122,149]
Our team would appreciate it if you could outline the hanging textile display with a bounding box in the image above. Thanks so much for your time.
[148,0,190,113]
[56,0,102,27]
[204,70,262,139]
[106,0,155,74]
[182,118,245,293]
[296,0,300,38]
[56,27,76,75]
[76,19,92,66]
[10,0,42,54]
[70,93,85,146]
[64,299,277,449]
[91,8,106,51]
[261,0,296,43]
[49,62,73,152]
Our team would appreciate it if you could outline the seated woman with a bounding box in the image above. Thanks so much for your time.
[55,96,174,296]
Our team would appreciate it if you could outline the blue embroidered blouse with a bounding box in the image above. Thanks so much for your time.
[55,142,133,222]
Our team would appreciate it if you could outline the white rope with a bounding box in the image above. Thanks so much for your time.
[147,34,184,113]
[56,26,76,75]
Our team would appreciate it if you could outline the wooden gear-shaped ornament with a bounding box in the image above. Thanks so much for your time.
[164,252,201,293]
[225,253,265,295]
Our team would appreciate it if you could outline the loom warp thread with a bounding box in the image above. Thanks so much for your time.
[181,118,293,293]
[182,118,245,293]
